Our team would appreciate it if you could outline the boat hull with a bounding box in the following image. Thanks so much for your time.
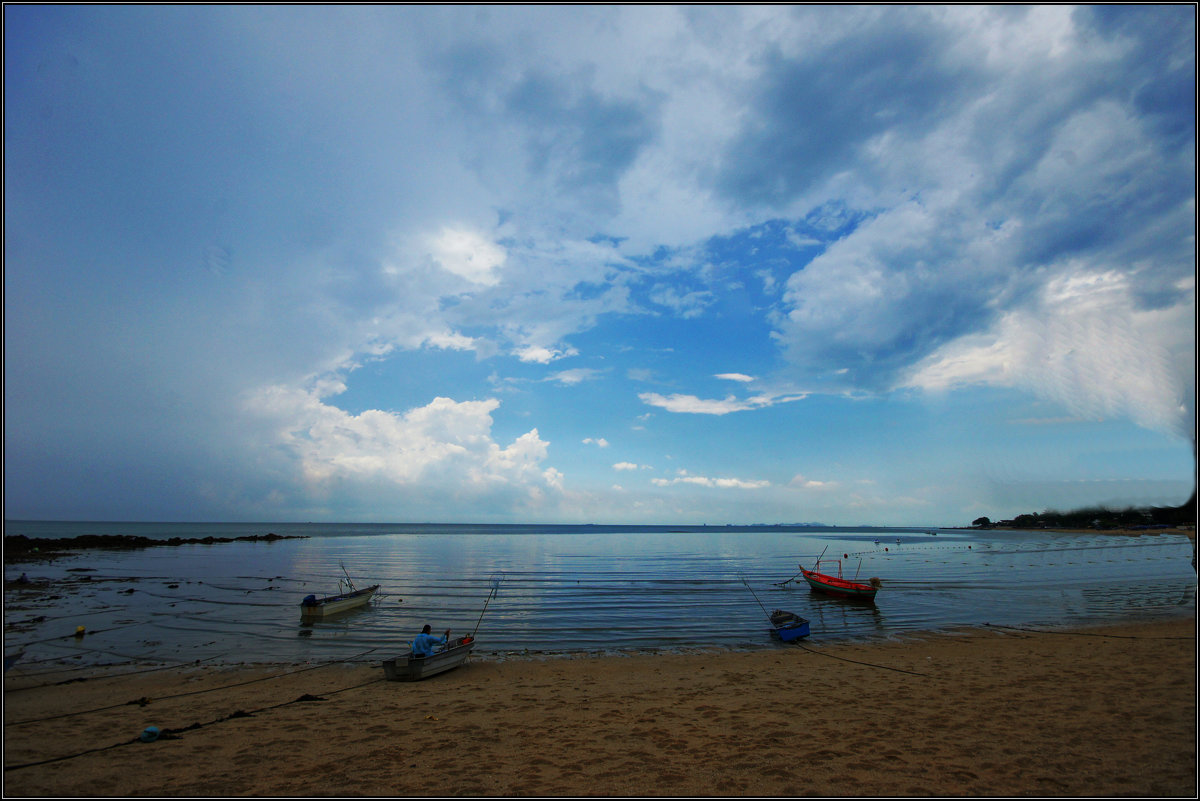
[769,611,810,641]
[801,570,878,601]
[382,636,475,681]
[300,584,380,618]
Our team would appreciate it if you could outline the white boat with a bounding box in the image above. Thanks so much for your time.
[382,636,475,681]
[299,582,379,618]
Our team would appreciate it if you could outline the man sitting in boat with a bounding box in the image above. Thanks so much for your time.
[411,624,451,657]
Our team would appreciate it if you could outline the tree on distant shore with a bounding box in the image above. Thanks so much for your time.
[979,493,1196,531]
[972,494,1195,572]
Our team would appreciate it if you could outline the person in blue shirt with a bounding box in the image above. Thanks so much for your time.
[411,624,450,657]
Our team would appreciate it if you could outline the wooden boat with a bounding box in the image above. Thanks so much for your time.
[800,558,881,601]
[299,582,380,618]
[382,635,475,681]
[769,609,810,641]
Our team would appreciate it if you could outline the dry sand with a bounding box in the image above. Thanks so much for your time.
[3,617,1194,798]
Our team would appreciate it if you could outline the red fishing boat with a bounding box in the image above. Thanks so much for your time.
[800,558,881,601]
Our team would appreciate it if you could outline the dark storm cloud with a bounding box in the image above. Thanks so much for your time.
[718,6,1195,406]
[430,40,663,214]
[1080,4,1195,146]
[714,9,979,207]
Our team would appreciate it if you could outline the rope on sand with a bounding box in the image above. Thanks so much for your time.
[787,621,1194,677]
[4,648,380,727]
[4,670,386,772]
[791,642,933,677]
[983,623,1195,640]
[3,677,384,772]
[3,735,138,771]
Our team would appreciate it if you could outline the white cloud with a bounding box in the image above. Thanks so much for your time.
[715,373,755,382]
[613,461,639,471]
[423,330,479,351]
[626,368,657,382]
[640,393,757,415]
[515,344,581,364]
[548,368,603,385]
[651,472,770,489]
[756,269,778,295]
[789,474,838,490]
[904,266,1195,440]
[428,227,507,286]
[245,387,561,500]
[638,391,805,415]
[648,286,716,318]
[784,230,822,249]
[773,200,968,388]
[583,437,609,447]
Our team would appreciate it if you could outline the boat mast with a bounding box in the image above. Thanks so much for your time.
[472,576,501,638]
[809,545,829,572]
[339,561,357,593]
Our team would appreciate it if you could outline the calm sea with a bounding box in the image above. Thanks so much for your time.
[3,521,1195,668]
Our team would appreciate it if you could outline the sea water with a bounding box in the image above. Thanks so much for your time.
[3,522,1195,668]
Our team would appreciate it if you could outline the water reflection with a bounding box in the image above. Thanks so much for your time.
[804,592,887,637]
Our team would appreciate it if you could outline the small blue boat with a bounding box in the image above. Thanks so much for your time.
[770,609,810,641]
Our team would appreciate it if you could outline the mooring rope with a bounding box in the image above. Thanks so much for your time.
[3,734,135,771]
[5,653,232,692]
[4,647,380,727]
[770,569,804,586]
[791,641,933,677]
[9,622,144,648]
[982,622,1195,640]
[3,674,386,772]
[4,653,136,674]
[6,638,231,677]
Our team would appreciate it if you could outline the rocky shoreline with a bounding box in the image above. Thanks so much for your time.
[3,532,306,562]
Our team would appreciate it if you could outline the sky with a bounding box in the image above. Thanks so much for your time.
[4,5,1196,527]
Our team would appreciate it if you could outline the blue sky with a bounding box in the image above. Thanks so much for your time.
[4,5,1195,526]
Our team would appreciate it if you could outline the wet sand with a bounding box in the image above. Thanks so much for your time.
[3,617,1194,797]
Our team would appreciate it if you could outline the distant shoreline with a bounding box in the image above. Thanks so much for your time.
[4,524,1194,571]
[966,525,1196,539]
[5,524,1194,562]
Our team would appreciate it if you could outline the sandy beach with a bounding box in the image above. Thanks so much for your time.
[3,616,1194,798]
